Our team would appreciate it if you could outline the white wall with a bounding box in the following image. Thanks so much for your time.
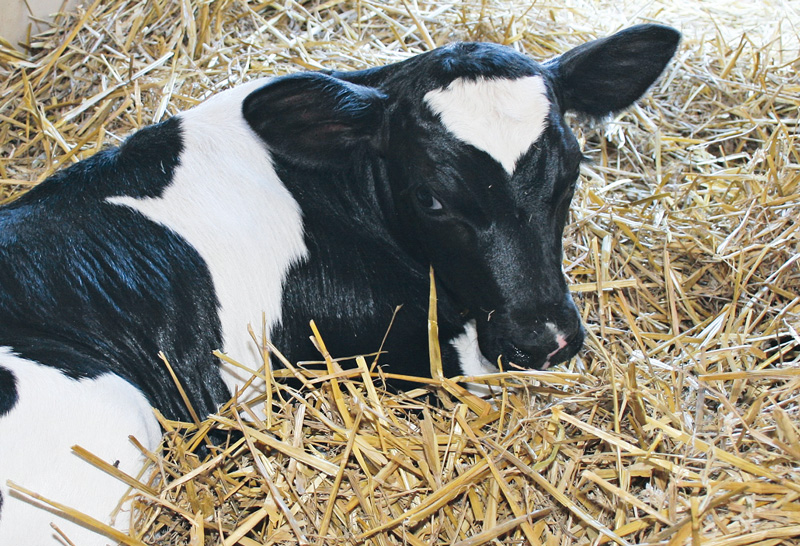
[0,0,78,49]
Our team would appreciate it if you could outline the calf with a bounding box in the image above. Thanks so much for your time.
[0,24,679,544]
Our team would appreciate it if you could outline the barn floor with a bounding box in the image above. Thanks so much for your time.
[1,0,799,545]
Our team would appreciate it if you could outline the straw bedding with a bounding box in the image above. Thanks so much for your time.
[1,1,799,544]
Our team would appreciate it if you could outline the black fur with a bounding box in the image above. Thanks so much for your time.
[243,73,387,169]
[0,118,230,423]
[546,24,681,116]
[244,26,680,373]
[267,158,467,383]
[0,367,16,417]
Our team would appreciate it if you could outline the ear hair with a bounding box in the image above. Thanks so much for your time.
[546,24,681,117]
[243,72,387,169]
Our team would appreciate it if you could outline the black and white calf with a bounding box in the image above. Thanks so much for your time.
[0,24,679,544]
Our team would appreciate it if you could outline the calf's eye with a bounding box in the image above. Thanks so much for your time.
[415,186,443,211]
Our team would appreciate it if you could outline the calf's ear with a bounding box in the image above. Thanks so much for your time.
[546,24,681,117]
[243,72,386,168]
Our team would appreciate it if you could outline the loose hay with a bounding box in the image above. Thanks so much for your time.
[1,1,800,545]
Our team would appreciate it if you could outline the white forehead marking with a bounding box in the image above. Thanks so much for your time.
[424,75,550,174]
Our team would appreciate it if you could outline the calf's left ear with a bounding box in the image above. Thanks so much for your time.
[546,24,681,117]
[243,72,386,168]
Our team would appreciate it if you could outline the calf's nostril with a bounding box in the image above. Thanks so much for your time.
[545,322,569,349]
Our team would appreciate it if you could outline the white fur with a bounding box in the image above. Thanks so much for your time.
[108,79,308,399]
[0,348,161,546]
[450,320,499,397]
[424,76,550,174]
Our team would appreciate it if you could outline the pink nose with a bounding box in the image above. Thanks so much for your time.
[542,325,570,369]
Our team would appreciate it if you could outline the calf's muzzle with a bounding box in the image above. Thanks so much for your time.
[478,292,584,370]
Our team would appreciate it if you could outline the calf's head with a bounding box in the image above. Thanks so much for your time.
[244,24,680,371]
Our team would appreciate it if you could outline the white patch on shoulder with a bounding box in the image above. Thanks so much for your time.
[107,79,308,399]
[450,320,499,397]
[0,347,161,546]
[424,75,550,174]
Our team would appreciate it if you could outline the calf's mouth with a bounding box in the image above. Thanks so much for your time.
[477,313,585,371]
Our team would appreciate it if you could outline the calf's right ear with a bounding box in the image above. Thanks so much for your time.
[243,72,386,169]
[546,24,681,117]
